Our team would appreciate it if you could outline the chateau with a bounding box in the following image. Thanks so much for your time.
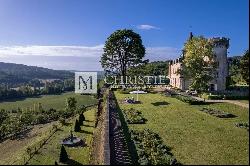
[168,33,230,91]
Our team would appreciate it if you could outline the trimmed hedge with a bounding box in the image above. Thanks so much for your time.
[131,129,178,165]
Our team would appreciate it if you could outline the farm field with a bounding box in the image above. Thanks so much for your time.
[0,92,98,110]
[27,108,96,165]
[114,91,249,165]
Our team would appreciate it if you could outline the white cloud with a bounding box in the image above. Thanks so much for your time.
[0,45,104,58]
[0,45,180,70]
[137,24,160,30]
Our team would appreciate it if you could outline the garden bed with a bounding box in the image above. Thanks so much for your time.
[172,94,204,105]
[131,129,178,165]
[200,107,236,118]
[235,122,249,131]
[123,108,146,124]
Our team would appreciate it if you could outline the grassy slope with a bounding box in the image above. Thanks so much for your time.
[115,92,249,165]
[28,108,96,165]
[0,92,97,110]
[0,93,97,165]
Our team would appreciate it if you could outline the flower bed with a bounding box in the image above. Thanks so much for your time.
[200,107,236,118]
[235,122,249,131]
[173,94,204,105]
[123,108,146,124]
[131,129,178,165]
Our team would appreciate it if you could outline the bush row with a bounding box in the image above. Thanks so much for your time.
[202,94,249,100]
[131,129,178,165]
[173,94,204,105]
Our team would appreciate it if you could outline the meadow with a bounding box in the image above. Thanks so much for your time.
[115,91,249,165]
[0,92,97,111]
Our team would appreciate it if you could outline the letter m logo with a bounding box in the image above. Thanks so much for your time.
[75,72,97,94]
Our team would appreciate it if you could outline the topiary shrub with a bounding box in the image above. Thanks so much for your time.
[79,113,85,126]
[59,145,68,163]
[74,119,81,132]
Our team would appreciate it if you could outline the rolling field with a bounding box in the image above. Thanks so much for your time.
[115,92,249,165]
[0,92,98,111]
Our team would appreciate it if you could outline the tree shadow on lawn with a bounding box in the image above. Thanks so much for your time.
[151,101,169,106]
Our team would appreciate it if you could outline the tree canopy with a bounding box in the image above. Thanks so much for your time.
[101,29,147,78]
[240,50,249,84]
[180,36,217,92]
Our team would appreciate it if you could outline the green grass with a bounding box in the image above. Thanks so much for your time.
[0,92,97,110]
[0,92,97,165]
[27,108,96,165]
[115,92,249,165]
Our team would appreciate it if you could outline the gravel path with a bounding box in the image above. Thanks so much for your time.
[192,96,249,108]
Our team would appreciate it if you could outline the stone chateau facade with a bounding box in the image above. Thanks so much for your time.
[168,33,230,91]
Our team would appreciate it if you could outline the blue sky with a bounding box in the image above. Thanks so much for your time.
[0,0,249,71]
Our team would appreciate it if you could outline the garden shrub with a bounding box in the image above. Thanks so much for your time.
[235,122,249,131]
[131,129,178,165]
[123,108,146,124]
[59,145,68,163]
[200,107,236,118]
[74,119,81,132]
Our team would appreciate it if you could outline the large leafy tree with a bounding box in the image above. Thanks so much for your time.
[180,36,217,92]
[101,29,147,80]
[240,50,249,84]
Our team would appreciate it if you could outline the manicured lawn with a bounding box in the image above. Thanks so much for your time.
[27,108,96,165]
[115,92,249,165]
[0,92,97,110]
